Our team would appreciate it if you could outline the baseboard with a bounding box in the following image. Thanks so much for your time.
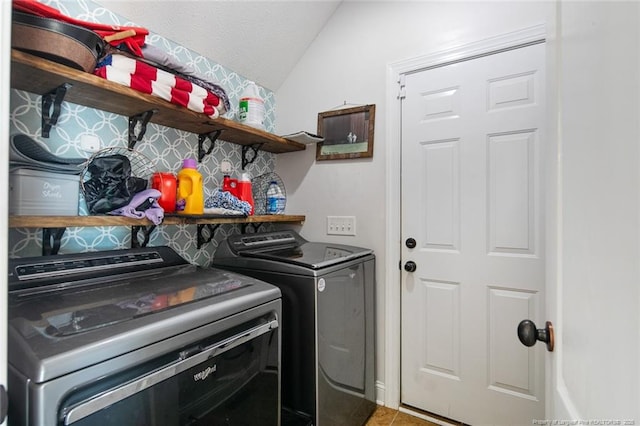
[375,380,386,405]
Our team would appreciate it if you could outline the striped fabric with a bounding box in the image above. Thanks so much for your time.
[95,54,221,118]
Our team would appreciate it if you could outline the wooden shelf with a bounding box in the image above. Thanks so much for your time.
[9,50,306,252]
[9,215,306,228]
[10,49,306,154]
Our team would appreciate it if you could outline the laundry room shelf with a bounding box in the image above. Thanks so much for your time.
[9,215,306,228]
[10,49,306,154]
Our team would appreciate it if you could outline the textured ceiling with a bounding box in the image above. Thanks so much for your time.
[96,1,342,91]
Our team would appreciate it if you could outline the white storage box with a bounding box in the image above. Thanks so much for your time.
[10,169,80,215]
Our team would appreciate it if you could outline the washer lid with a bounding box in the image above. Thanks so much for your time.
[241,241,373,269]
[7,248,281,383]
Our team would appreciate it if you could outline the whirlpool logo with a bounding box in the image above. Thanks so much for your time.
[193,364,217,382]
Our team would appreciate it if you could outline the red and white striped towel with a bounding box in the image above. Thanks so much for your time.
[95,55,220,118]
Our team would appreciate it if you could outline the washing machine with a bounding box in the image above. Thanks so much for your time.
[7,246,282,425]
[213,230,376,426]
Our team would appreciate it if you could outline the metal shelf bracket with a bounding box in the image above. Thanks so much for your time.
[128,109,157,149]
[197,224,221,248]
[241,143,264,169]
[131,225,156,248]
[41,83,71,138]
[42,227,67,256]
[198,130,223,162]
[240,222,264,234]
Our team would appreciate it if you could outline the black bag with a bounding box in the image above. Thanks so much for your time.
[83,154,147,214]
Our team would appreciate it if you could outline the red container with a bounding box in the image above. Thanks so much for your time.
[237,173,254,215]
[151,172,177,213]
[222,175,238,197]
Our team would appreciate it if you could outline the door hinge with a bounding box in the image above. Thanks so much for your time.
[397,74,406,100]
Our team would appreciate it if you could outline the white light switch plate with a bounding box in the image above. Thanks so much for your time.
[327,216,356,236]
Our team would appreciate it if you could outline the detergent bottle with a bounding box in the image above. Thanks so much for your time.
[222,175,239,198]
[236,172,255,215]
[176,158,204,215]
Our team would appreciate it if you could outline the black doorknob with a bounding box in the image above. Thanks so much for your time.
[517,319,554,352]
[405,238,417,249]
[404,261,417,272]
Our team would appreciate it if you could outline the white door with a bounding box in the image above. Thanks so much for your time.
[401,42,546,425]
[548,1,640,421]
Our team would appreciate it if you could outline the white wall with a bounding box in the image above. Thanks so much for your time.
[275,1,555,403]
[551,1,640,419]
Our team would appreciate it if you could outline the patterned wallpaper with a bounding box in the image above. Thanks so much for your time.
[9,0,278,266]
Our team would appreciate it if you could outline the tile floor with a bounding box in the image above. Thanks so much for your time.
[365,406,439,426]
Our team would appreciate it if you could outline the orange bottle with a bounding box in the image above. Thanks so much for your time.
[151,172,177,213]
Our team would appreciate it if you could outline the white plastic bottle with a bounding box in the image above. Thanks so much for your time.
[238,81,265,130]
[266,181,286,214]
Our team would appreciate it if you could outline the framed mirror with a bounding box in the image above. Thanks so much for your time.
[316,104,375,161]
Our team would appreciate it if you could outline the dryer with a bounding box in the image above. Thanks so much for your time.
[213,230,376,426]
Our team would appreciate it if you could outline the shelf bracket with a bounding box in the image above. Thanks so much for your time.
[197,224,221,249]
[131,225,156,248]
[241,143,264,170]
[198,130,222,162]
[128,109,157,149]
[240,222,265,234]
[41,83,71,138]
[42,227,66,256]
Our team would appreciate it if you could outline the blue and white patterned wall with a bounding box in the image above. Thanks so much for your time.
[9,0,278,266]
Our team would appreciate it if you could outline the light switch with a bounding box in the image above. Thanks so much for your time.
[327,216,356,236]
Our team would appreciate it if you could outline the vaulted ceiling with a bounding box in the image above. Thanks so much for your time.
[97,1,342,91]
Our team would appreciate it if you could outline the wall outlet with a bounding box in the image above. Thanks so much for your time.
[80,134,101,152]
[327,216,356,236]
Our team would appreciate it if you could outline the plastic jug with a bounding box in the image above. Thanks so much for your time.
[236,172,254,215]
[266,181,286,214]
[238,81,265,130]
[151,172,177,213]
[176,159,204,215]
[222,175,239,198]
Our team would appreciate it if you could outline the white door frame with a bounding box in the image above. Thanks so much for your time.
[383,24,547,411]
[1,0,11,424]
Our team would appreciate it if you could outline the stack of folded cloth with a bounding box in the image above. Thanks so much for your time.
[137,44,231,115]
[9,134,86,174]
[204,189,251,216]
[95,53,226,118]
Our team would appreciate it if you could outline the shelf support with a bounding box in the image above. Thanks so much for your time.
[128,109,157,149]
[241,143,264,169]
[197,224,221,249]
[131,225,156,248]
[42,227,66,256]
[41,83,71,138]
[198,130,222,162]
[240,222,265,234]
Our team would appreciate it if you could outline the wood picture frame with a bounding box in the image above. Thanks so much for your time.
[316,104,375,161]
